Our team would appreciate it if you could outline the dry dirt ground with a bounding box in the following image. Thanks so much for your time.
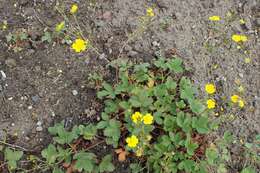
[0,0,259,172]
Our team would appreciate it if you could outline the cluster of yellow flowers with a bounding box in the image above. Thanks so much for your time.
[125,112,154,149]
[231,94,245,108]
[209,15,248,43]
[131,112,154,125]
[205,83,216,109]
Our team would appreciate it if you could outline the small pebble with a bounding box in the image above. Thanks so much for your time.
[32,95,40,103]
[72,90,78,96]
[51,111,56,117]
[0,70,6,80]
[36,126,43,132]
[36,121,42,126]
[11,123,15,126]
[152,41,160,47]
[28,105,33,110]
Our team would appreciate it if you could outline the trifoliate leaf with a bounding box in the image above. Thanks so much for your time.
[4,148,23,170]
[41,144,58,164]
[99,155,115,172]
[73,152,96,172]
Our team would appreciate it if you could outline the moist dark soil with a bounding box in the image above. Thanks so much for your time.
[0,0,259,172]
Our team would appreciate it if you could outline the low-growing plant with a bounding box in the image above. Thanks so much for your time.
[95,56,222,173]
[39,121,115,173]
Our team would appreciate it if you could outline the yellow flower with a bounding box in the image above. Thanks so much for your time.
[244,58,251,63]
[238,86,244,93]
[240,35,248,42]
[239,19,245,24]
[232,34,248,42]
[135,148,143,157]
[70,4,78,14]
[55,21,65,32]
[238,100,245,108]
[207,99,216,109]
[131,112,143,124]
[205,83,216,94]
[146,7,155,17]
[147,78,155,88]
[126,135,139,148]
[209,16,221,21]
[142,113,153,125]
[72,38,88,53]
[146,135,152,141]
[231,95,240,103]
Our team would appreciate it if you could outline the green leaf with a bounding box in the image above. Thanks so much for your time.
[53,167,64,173]
[130,163,143,173]
[104,100,118,114]
[178,160,195,172]
[165,77,177,90]
[189,99,205,114]
[169,132,184,146]
[167,58,184,73]
[74,152,96,172]
[176,100,186,109]
[20,32,28,40]
[79,124,97,140]
[97,121,108,129]
[41,144,58,164]
[48,123,79,144]
[180,77,196,102]
[185,139,198,156]
[56,147,71,164]
[154,112,163,125]
[223,131,233,144]
[154,57,167,69]
[4,148,23,170]
[217,163,227,173]
[6,33,13,42]
[206,148,218,165]
[97,82,116,99]
[154,84,168,98]
[192,116,209,134]
[99,154,115,172]
[241,167,256,173]
[104,119,121,147]
[41,31,52,43]
[163,116,177,132]
[176,112,191,132]
[55,21,65,32]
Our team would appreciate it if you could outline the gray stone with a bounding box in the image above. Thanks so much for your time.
[72,90,78,96]
[255,18,260,27]
[36,121,42,126]
[127,50,138,57]
[0,70,6,80]
[32,95,40,103]
[5,58,17,68]
[36,126,43,132]
[24,7,34,16]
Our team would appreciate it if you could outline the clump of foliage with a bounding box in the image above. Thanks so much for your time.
[1,57,258,173]
[96,57,218,173]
